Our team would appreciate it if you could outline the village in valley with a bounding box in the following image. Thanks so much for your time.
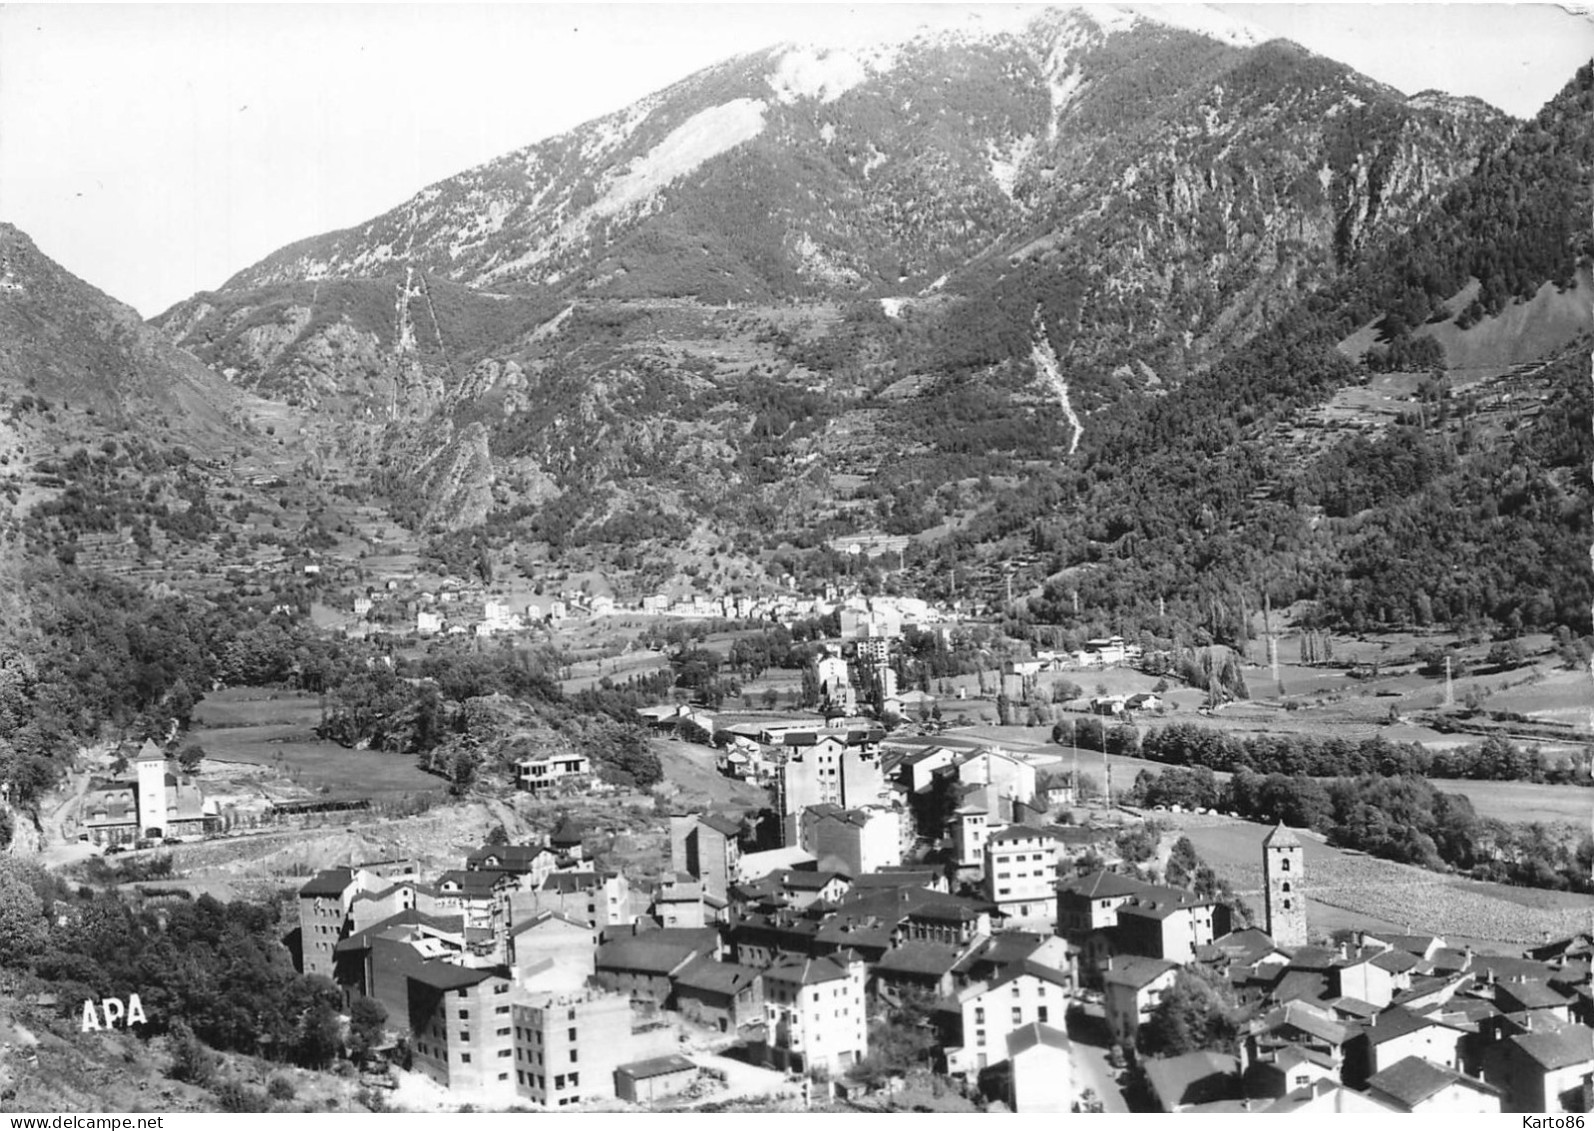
[2,1,1592,1120]
[18,558,1590,1116]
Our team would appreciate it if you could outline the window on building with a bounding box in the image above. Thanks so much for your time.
[570,1073,580,1087]
[1281,858,1291,872]
[571,1049,578,1063]
[976,1030,985,1046]
[975,1007,984,1023]
[1012,1008,1022,1025]
[1011,984,1021,997]
[496,1027,510,1037]
[555,1075,566,1089]
[460,1053,472,1064]
[459,1031,469,1042]
[1282,882,1291,893]
[498,1072,509,1082]
[457,989,469,997]
[1038,1006,1049,1023]
[498,1049,512,1058]
[517,1070,525,1084]
[496,1005,510,1015]
[568,1027,577,1041]
[459,1009,470,1019]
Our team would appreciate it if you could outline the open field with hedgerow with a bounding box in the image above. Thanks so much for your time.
[192,687,446,802]
[1169,814,1594,952]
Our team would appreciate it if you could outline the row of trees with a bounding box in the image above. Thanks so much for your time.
[1130,721,1585,784]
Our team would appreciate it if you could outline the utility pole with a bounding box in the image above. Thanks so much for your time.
[1444,655,1455,708]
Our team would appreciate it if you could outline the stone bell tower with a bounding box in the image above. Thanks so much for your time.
[1263,822,1306,947]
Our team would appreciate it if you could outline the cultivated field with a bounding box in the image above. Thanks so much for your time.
[1169,815,1594,952]
[192,687,445,802]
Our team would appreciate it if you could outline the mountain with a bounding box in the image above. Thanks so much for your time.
[132,20,1591,638]
[0,224,318,583]
[150,7,1516,555]
[193,6,1508,370]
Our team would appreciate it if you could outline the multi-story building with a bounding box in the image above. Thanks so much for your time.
[669,813,742,901]
[1103,956,1179,1048]
[937,960,1071,1076]
[504,869,632,933]
[516,751,593,794]
[298,859,420,980]
[776,731,885,844]
[510,987,675,1109]
[799,804,902,877]
[762,955,868,1076]
[983,825,1060,925]
[409,963,519,1105]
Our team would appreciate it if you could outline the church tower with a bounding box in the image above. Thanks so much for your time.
[1262,822,1306,947]
[135,740,169,841]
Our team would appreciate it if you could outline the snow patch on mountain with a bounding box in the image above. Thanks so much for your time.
[1070,3,1268,47]
[768,44,896,104]
[988,135,1037,199]
[594,98,768,217]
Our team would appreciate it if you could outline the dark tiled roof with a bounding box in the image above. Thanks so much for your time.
[1057,870,1153,900]
[1368,1056,1497,1109]
[334,908,466,953]
[435,869,503,896]
[875,942,964,978]
[765,955,854,987]
[1104,956,1178,990]
[597,936,704,976]
[1262,823,1301,847]
[541,870,609,893]
[299,867,354,898]
[1512,1024,1594,1070]
[1366,1006,1451,1045]
[672,955,760,996]
[407,960,510,991]
[1371,950,1421,974]
[1271,970,1331,1005]
[1494,981,1572,1012]
[1143,1051,1240,1111]
[698,813,743,838]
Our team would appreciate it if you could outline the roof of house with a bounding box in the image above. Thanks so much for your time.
[466,844,553,869]
[1473,955,1559,983]
[1210,928,1283,965]
[954,931,1051,975]
[1104,956,1179,990]
[1326,996,1380,1022]
[1373,933,1444,957]
[617,1054,697,1081]
[299,867,355,898]
[851,871,938,891]
[671,955,761,997]
[875,941,965,979]
[1259,1001,1353,1047]
[1263,823,1301,848]
[1271,970,1332,1005]
[781,869,850,891]
[541,870,610,893]
[1366,1005,1452,1046]
[1260,1080,1400,1114]
[509,910,592,938]
[990,957,1071,992]
[1511,1024,1594,1070]
[435,869,505,896]
[1371,949,1421,974]
[764,954,854,987]
[1143,1051,1241,1111]
[1368,1056,1498,1109]
[1007,1021,1070,1057]
[334,908,466,954]
[1493,980,1572,1012]
[1287,945,1342,970]
[595,936,706,977]
[1058,870,1155,900]
[406,960,510,992]
[1424,947,1473,973]
[696,813,743,839]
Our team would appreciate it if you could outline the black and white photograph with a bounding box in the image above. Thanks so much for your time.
[0,0,1591,1117]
